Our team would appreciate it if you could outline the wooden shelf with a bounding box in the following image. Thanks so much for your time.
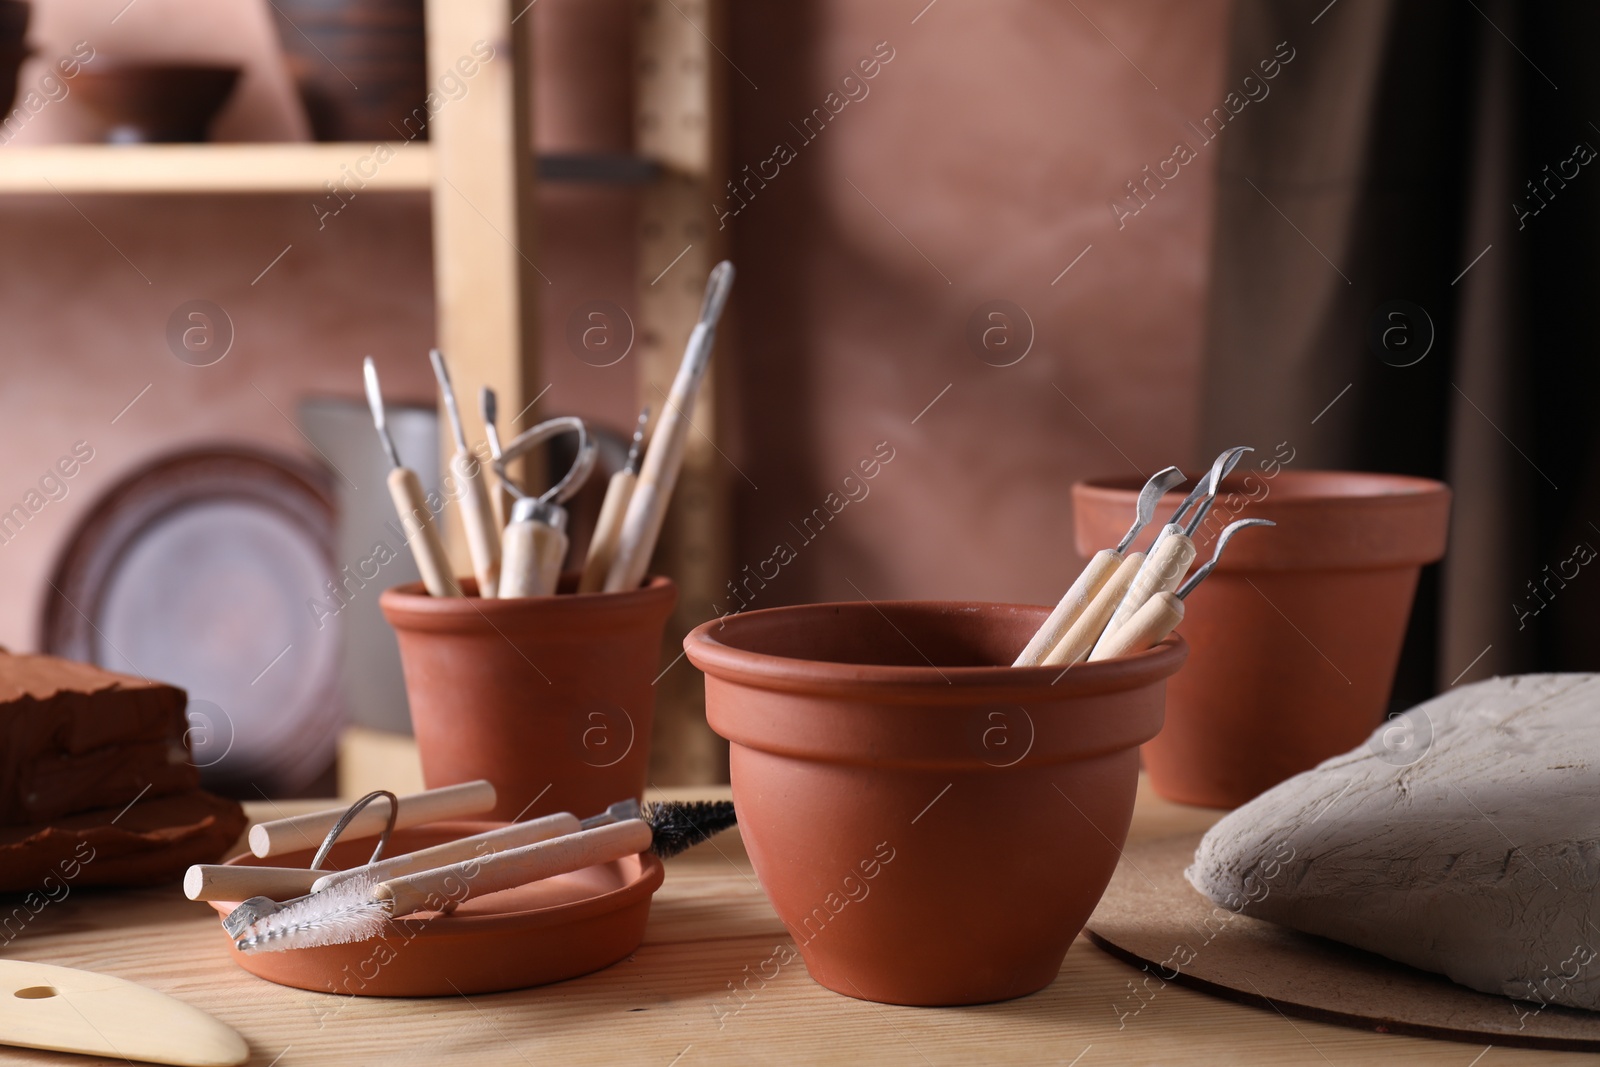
[0,142,434,194]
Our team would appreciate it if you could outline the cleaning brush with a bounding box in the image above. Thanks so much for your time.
[233,799,737,954]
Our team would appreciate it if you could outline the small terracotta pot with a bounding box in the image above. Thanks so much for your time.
[685,600,1186,1006]
[1074,469,1450,808]
[380,576,676,821]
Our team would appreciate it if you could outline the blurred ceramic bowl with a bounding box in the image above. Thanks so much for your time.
[73,61,241,143]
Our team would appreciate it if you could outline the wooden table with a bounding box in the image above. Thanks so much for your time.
[4,780,1588,1066]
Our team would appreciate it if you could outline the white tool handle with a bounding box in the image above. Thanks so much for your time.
[579,469,638,593]
[184,864,322,903]
[454,450,502,598]
[379,819,653,917]
[388,467,461,597]
[1041,551,1144,667]
[1089,591,1184,661]
[248,780,497,859]
[603,323,710,592]
[1094,531,1196,658]
[312,812,582,892]
[499,520,569,598]
[1014,549,1121,666]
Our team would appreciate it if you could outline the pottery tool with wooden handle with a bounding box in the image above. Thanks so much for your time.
[1089,518,1274,661]
[495,416,597,598]
[604,261,736,592]
[430,348,501,597]
[365,356,460,597]
[185,806,620,904]
[234,799,738,953]
[480,385,509,530]
[248,779,496,859]
[1038,548,1148,667]
[1095,446,1253,656]
[0,959,248,1066]
[579,406,650,594]
[1014,466,1185,667]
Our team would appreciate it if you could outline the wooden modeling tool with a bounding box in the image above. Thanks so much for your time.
[1089,518,1274,661]
[1038,548,1147,667]
[0,959,248,1066]
[603,261,736,592]
[1095,446,1252,655]
[190,800,638,914]
[1014,466,1185,667]
[247,779,495,859]
[579,407,650,594]
[364,356,460,597]
[480,385,509,530]
[234,800,739,953]
[431,349,501,597]
[495,417,598,598]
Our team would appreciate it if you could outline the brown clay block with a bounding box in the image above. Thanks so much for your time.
[0,652,194,826]
[20,742,197,824]
[0,790,248,892]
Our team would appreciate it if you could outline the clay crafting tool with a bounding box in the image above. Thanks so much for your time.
[495,416,598,598]
[430,348,501,597]
[234,800,739,953]
[1088,518,1274,661]
[1095,446,1252,656]
[1014,466,1185,667]
[0,959,248,1066]
[578,407,651,594]
[248,779,495,859]
[365,356,460,597]
[603,261,736,592]
[480,385,509,530]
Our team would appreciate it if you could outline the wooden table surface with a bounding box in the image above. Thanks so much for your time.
[3,779,1587,1066]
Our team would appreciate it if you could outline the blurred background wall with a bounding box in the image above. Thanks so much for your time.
[0,0,1231,649]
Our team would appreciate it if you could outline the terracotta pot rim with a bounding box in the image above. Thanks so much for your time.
[1076,468,1449,503]
[380,575,676,632]
[685,599,1187,701]
[1074,469,1451,570]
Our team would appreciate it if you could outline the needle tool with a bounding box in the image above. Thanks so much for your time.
[603,261,735,591]
[430,349,501,597]
[364,356,460,597]
[579,407,650,594]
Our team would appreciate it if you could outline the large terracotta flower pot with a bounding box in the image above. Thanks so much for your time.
[685,600,1186,1006]
[1074,469,1450,808]
[380,576,675,821]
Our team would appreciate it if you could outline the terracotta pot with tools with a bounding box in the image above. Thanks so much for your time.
[1074,469,1450,808]
[381,575,676,821]
[685,600,1186,1006]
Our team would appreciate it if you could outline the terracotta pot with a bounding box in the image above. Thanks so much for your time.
[380,576,676,821]
[685,600,1186,1006]
[1074,469,1451,808]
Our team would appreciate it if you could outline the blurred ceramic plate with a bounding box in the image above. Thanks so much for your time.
[41,447,341,795]
[208,822,664,996]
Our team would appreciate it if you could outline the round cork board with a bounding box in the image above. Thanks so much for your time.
[1085,834,1600,1051]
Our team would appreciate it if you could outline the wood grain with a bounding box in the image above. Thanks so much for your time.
[5,784,1589,1064]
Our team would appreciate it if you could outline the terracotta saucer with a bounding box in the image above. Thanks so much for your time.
[205,821,663,996]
